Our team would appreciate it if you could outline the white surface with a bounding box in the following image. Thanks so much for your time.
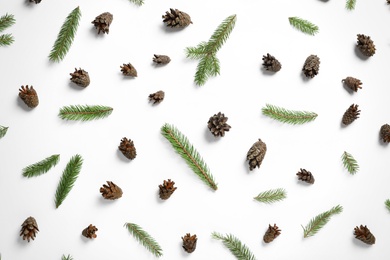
[1,0,390,259]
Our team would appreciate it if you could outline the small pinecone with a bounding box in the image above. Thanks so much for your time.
[159,179,177,200]
[296,168,315,184]
[82,224,98,239]
[19,85,39,108]
[92,12,113,34]
[20,216,39,242]
[70,68,90,87]
[153,54,171,65]
[118,137,137,160]
[120,63,137,77]
[182,233,197,253]
[342,77,362,92]
[357,34,376,57]
[380,124,390,143]
[207,112,231,137]
[342,104,360,125]
[388,0,390,4]
[354,225,375,245]
[29,0,41,3]
[149,90,165,104]
[262,53,281,72]
[247,139,267,171]
[100,181,123,200]
[162,8,192,28]
[302,55,320,78]
[263,224,281,243]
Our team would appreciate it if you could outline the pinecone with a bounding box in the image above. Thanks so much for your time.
[162,8,192,28]
[388,0,390,4]
[120,63,137,77]
[149,90,165,104]
[380,124,390,143]
[100,181,123,200]
[153,54,171,65]
[29,0,41,3]
[262,53,281,72]
[118,137,137,160]
[296,168,315,184]
[70,68,90,87]
[159,179,177,200]
[82,224,98,239]
[342,104,360,125]
[354,225,375,245]
[182,233,197,253]
[19,85,39,108]
[247,139,267,171]
[302,55,320,78]
[92,12,113,34]
[357,34,376,57]
[342,77,362,92]
[20,216,39,242]
[263,224,281,243]
[207,112,231,137]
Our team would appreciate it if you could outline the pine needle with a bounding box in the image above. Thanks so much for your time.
[341,151,359,175]
[0,34,14,46]
[161,123,218,190]
[124,222,163,257]
[254,188,287,204]
[22,154,60,178]
[302,205,343,238]
[0,13,15,33]
[55,154,83,208]
[385,199,390,212]
[346,0,356,10]
[0,125,8,139]
[288,17,319,36]
[62,255,73,260]
[49,6,81,62]
[58,105,113,121]
[212,232,257,260]
[262,104,317,125]
[128,0,144,6]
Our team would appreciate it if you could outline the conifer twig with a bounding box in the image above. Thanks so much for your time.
[0,13,15,33]
[161,123,218,190]
[124,222,163,257]
[0,34,14,46]
[288,17,319,36]
[262,104,318,125]
[0,125,8,139]
[212,232,257,260]
[254,188,287,204]
[58,105,113,121]
[385,199,390,212]
[346,0,356,10]
[62,255,73,260]
[22,154,60,178]
[341,151,359,175]
[128,0,144,6]
[302,205,343,238]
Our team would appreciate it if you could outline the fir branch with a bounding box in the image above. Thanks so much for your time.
[212,232,257,260]
[262,104,318,125]
[346,0,356,10]
[194,54,220,86]
[22,154,60,178]
[185,42,208,59]
[55,154,83,208]
[58,105,113,121]
[128,0,144,6]
[0,125,8,139]
[161,123,218,190]
[206,14,237,54]
[49,6,81,62]
[288,17,319,36]
[0,34,14,46]
[124,222,163,257]
[0,13,15,33]
[341,151,359,175]
[254,188,287,204]
[62,255,73,260]
[385,199,390,212]
[302,205,343,238]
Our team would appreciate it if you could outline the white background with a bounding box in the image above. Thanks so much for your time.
[1,0,390,259]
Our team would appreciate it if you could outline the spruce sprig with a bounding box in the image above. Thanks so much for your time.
[161,123,218,190]
[124,222,163,257]
[55,154,83,208]
[129,0,144,6]
[302,205,343,238]
[49,6,81,62]
[0,13,15,33]
[254,188,287,204]
[62,255,73,260]
[262,104,318,125]
[22,154,60,178]
[288,17,319,36]
[0,34,14,46]
[346,0,356,10]
[58,105,113,121]
[0,125,8,139]
[341,151,359,175]
[212,232,257,260]
[385,199,390,212]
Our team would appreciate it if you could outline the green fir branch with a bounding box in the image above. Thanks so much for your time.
[385,199,390,212]
[0,13,15,33]
[0,125,8,139]
[128,0,144,6]
[212,232,257,260]
[161,123,218,190]
[58,105,113,121]
[22,154,60,178]
[341,151,359,175]
[254,188,287,204]
[49,6,81,62]
[288,17,319,36]
[0,34,14,46]
[262,104,318,125]
[346,0,356,10]
[124,222,163,257]
[55,154,83,208]
[62,255,73,260]
[302,205,343,238]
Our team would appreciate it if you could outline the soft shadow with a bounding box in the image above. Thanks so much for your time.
[354,45,370,61]
[24,0,35,7]
[16,235,28,247]
[342,81,355,95]
[243,159,251,174]
[296,179,313,187]
[180,241,191,257]
[340,120,348,129]
[116,149,131,163]
[80,233,90,243]
[300,72,311,83]
[204,128,219,143]
[16,96,33,111]
[352,236,372,248]
[261,67,276,76]
[318,0,329,2]
[378,134,389,147]
[155,189,165,204]
[97,196,116,206]
[68,81,85,91]
[90,26,106,38]
[160,23,186,33]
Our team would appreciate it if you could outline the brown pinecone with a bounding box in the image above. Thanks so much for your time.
[92,12,113,34]
[82,224,98,239]
[357,34,376,57]
[354,225,375,245]
[19,85,39,108]
[296,168,315,184]
[380,124,390,143]
[342,77,362,92]
[29,0,41,3]
[159,179,177,200]
[120,63,137,77]
[342,104,360,125]
[262,53,281,72]
[302,55,320,78]
[20,216,39,242]
[153,54,171,65]
[388,0,390,4]
[207,112,231,137]
[100,181,123,200]
[247,139,267,171]
[162,8,192,28]
[118,137,137,160]
[263,224,281,243]
[70,68,90,87]
[182,233,197,253]
[149,90,165,104]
